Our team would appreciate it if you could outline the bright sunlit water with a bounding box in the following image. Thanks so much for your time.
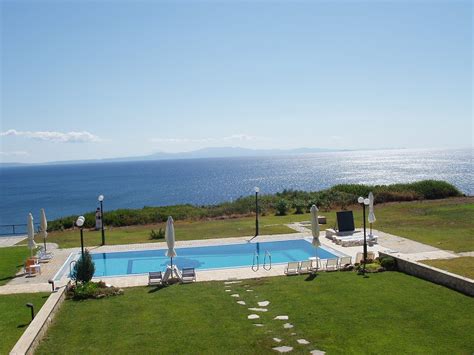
[1,148,472,227]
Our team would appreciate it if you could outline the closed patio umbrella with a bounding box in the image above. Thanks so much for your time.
[165,216,177,268]
[310,205,320,270]
[27,213,36,258]
[368,192,376,236]
[40,208,48,252]
[311,205,320,246]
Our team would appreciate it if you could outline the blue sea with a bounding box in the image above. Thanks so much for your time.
[0,148,472,230]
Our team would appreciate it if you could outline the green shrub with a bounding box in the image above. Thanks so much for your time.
[408,180,462,200]
[373,190,421,203]
[71,250,95,284]
[150,228,165,240]
[68,281,123,300]
[293,200,306,214]
[331,184,372,197]
[275,199,289,216]
[379,256,397,270]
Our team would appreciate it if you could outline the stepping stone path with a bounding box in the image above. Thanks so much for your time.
[226,279,316,353]
[273,346,293,353]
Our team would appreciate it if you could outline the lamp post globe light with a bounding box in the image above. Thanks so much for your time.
[98,194,105,245]
[76,216,85,259]
[254,187,260,237]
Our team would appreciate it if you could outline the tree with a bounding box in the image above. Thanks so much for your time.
[72,249,95,283]
[275,199,289,216]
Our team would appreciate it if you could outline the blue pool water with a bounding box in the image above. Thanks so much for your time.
[91,239,339,277]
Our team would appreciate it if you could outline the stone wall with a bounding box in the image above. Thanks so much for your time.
[10,286,67,355]
[379,252,474,297]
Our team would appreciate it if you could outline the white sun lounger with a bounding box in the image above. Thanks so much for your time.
[335,235,378,247]
[298,260,312,274]
[148,271,163,286]
[38,249,53,263]
[284,262,299,275]
[181,268,196,283]
[338,256,352,269]
[326,259,338,271]
[309,258,321,272]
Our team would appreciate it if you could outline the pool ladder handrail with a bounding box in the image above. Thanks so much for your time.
[251,252,259,271]
[263,250,272,271]
[69,260,77,275]
[69,260,78,283]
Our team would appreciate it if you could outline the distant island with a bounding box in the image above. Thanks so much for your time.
[0,146,350,167]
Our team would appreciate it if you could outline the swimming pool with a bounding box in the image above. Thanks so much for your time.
[90,239,341,277]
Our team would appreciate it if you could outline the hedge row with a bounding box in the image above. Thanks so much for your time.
[48,180,461,231]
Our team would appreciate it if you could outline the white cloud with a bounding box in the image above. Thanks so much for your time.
[0,129,101,143]
[151,134,265,143]
[0,150,29,156]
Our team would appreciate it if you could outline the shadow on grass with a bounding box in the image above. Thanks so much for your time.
[147,285,167,293]
[17,323,29,329]
[304,273,318,281]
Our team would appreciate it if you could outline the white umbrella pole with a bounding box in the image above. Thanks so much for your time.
[315,248,318,272]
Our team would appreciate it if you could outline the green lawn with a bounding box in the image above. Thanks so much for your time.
[0,292,49,354]
[368,198,474,252]
[41,197,474,252]
[0,246,30,286]
[41,215,302,248]
[421,257,474,279]
[36,272,474,354]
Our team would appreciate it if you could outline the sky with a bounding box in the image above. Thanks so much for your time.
[0,0,472,163]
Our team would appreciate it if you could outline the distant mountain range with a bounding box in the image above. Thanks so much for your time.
[0,146,347,167]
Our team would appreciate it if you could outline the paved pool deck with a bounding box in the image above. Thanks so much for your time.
[0,235,27,247]
[0,223,464,293]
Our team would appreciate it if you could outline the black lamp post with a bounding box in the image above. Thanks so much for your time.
[254,187,260,237]
[98,194,105,245]
[76,216,85,259]
[358,196,369,269]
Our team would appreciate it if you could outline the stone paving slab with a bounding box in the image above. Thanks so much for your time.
[0,236,27,247]
[273,346,293,352]
[394,250,459,261]
[458,251,474,257]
